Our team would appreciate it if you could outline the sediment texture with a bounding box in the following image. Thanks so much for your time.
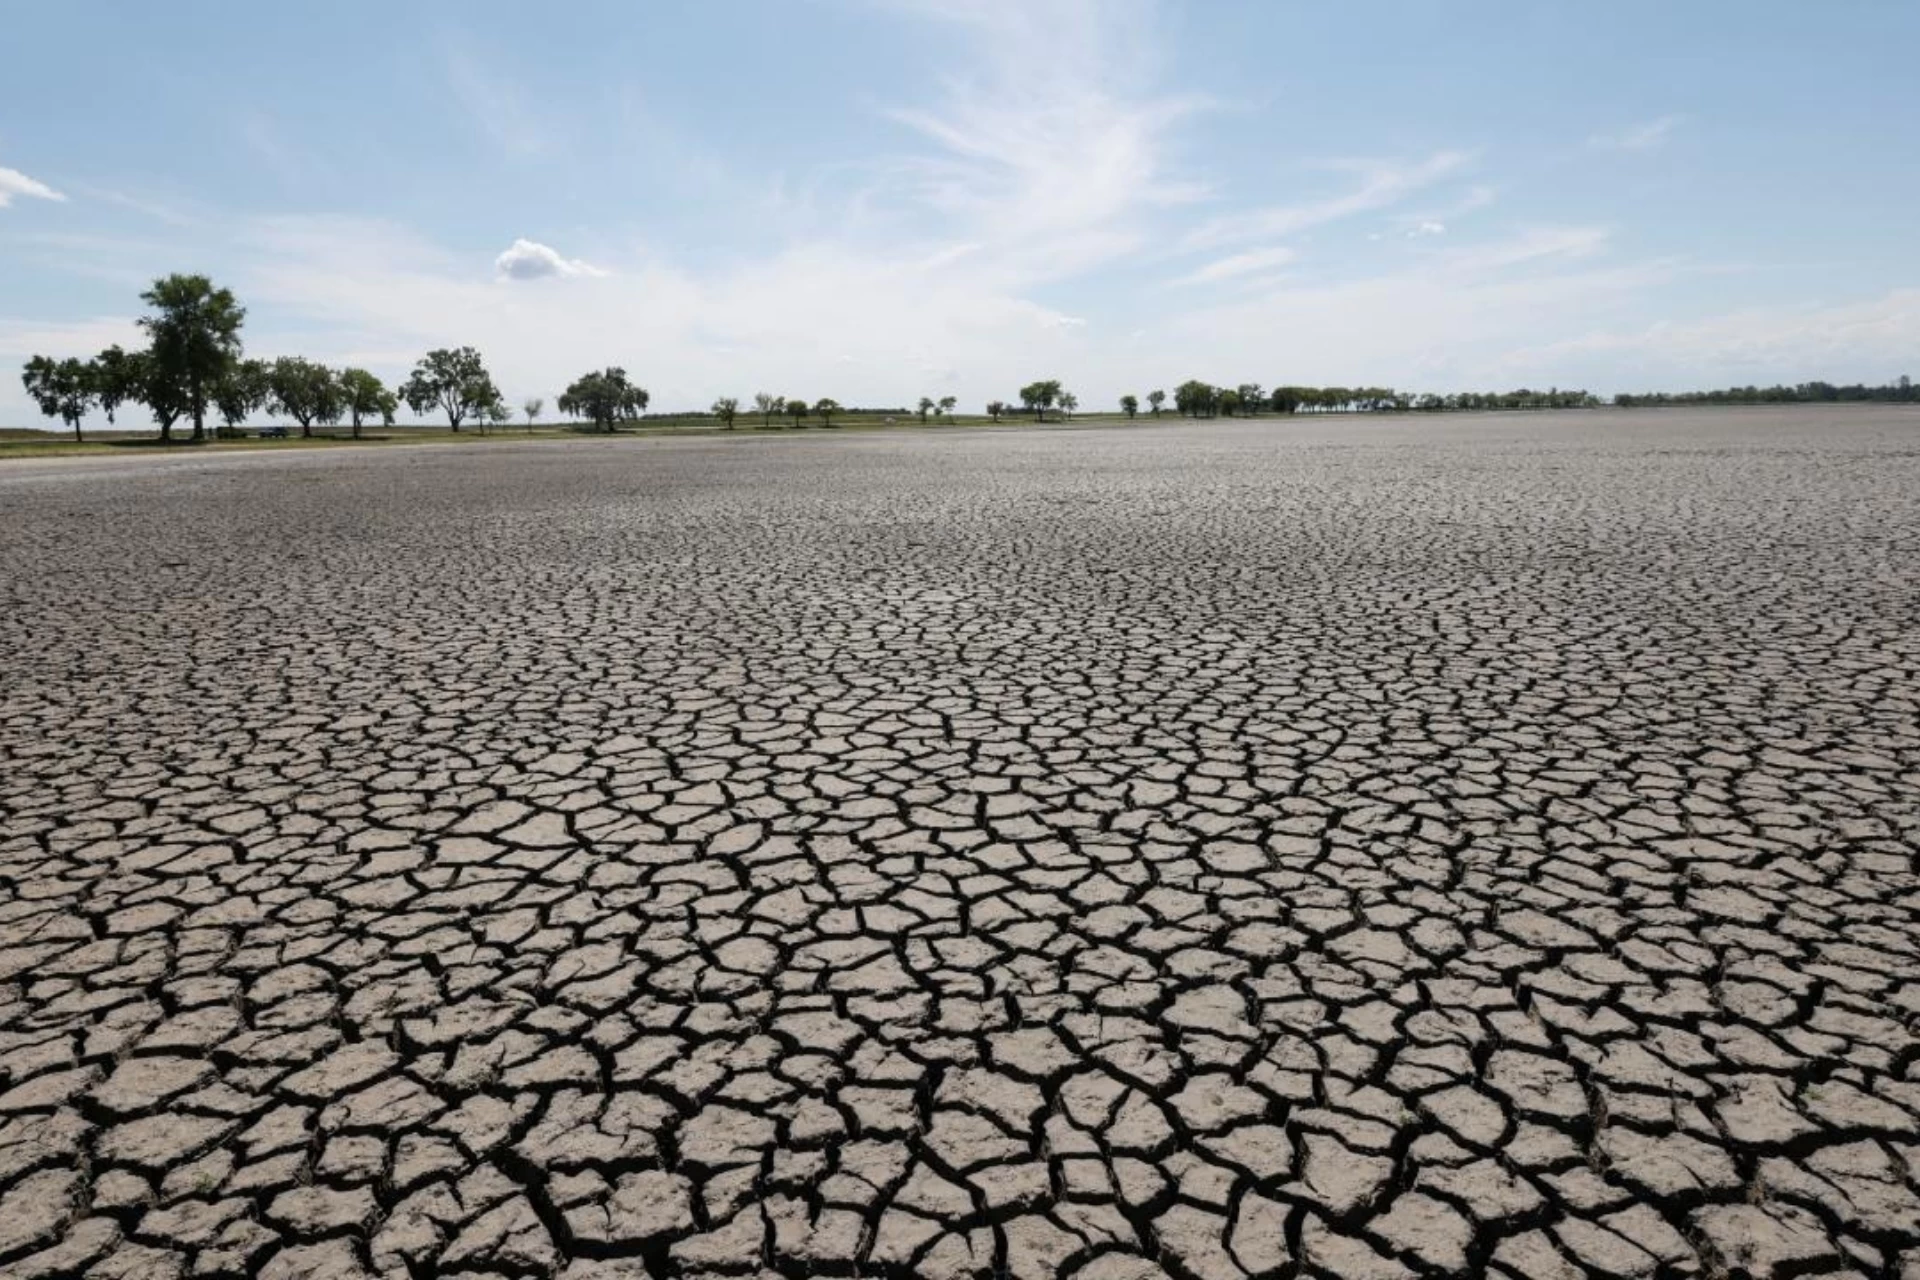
[2,409,1917,1279]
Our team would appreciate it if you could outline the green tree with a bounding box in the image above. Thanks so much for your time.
[214,358,271,436]
[401,346,498,433]
[1174,380,1217,417]
[339,368,398,440]
[90,344,141,427]
[483,398,512,433]
[712,396,739,429]
[1018,379,1062,420]
[1147,389,1166,416]
[1059,391,1078,420]
[523,397,544,433]
[813,397,842,428]
[557,367,648,432]
[268,357,341,439]
[918,395,935,424]
[938,394,957,421]
[786,397,808,428]
[985,400,1005,422]
[137,274,246,442]
[21,355,94,443]
[754,392,781,428]
[1119,394,1139,419]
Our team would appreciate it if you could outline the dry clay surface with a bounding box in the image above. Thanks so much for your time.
[2,409,1918,1280]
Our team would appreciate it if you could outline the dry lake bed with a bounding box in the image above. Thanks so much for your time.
[1,408,1917,1279]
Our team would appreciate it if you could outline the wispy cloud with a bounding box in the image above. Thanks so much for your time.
[0,166,65,209]
[1590,115,1681,152]
[1182,151,1472,251]
[445,45,550,156]
[495,238,606,280]
[1175,245,1297,285]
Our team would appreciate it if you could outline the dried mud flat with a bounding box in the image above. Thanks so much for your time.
[1,407,1917,1280]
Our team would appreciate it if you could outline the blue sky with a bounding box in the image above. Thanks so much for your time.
[3,0,1918,425]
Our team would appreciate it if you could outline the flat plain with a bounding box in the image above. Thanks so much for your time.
[1,407,1917,1280]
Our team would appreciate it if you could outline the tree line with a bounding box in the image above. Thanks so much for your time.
[1613,378,1917,408]
[19,276,1915,443]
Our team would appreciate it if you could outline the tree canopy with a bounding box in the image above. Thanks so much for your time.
[269,357,342,438]
[1018,380,1062,420]
[402,347,499,432]
[21,356,93,443]
[339,368,399,440]
[137,274,246,441]
[557,367,648,432]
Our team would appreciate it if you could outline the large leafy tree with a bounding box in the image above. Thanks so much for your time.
[1173,380,1218,417]
[338,368,398,440]
[137,274,246,442]
[21,356,94,443]
[1018,379,1061,420]
[785,397,808,428]
[90,344,142,428]
[1119,394,1139,419]
[401,347,498,432]
[813,397,842,428]
[1147,389,1166,416]
[268,357,341,438]
[712,396,739,429]
[214,359,271,436]
[556,367,648,432]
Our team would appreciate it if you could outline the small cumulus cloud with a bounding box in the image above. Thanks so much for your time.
[1409,221,1446,238]
[0,165,65,208]
[1590,115,1681,152]
[494,238,606,281]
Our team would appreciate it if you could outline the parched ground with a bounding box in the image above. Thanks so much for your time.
[1,408,1917,1280]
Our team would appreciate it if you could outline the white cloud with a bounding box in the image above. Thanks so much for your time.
[1175,245,1297,285]
[1591,115,1681,152]
[494,238,606,280]
[1182,151,1471,251]
[1408,221,1446,238]
[0,166,65,209]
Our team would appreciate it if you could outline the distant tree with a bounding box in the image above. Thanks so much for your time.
[1218,388,1242,417]
[1119,394,1139,419]
[1059,391,1079,420]
[786,397,808,428]
[1018,379,1062,420]
[813,397,842,428]
[523,397,544,433]
[214,358,271,436]
[1174,379,1218,417]
[90,344,141,428]
[401,346,498,433]
[1237,384,1264,416]
[1269,387,1303,414]
[21,355,94,443]
[938,394,957,421]
[985,400,1005,422]
[484,398,512,433]
[918,396,935,424]
[1147,389,1166,416]
[754,392,782,428]
[339,367,398,440]
[557,367,647,432]
[138,351,187,442]
[712,396,739,429]
[267,357,341,439]
[137,273,246,442]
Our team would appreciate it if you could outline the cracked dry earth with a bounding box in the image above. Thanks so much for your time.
[1,408,1918,1280]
